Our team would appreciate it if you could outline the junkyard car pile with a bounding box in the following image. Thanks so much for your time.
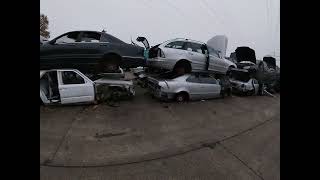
[40,30,279,105]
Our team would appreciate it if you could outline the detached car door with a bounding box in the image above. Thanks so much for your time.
[57,70,95,104]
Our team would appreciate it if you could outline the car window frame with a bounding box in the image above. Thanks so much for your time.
[53,31,82,45]
[199,77,218,84]
[164,40,186,50]
[61,71,86,85]
[78,31,102,43]
[186,75,202,83]
[184,42,205,54]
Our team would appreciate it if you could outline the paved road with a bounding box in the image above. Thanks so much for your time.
[40,85,280,179]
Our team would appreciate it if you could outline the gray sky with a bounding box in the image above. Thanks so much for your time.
[40,0,280,59]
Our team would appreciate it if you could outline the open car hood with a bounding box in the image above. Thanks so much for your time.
[234,47,256,64]
[207,35,228,58]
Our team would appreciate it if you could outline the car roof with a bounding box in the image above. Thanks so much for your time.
[166,38,205,44]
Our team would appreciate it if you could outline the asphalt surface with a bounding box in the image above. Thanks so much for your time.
[40,75,280,180]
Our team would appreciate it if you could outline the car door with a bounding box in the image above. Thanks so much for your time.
[75,31,105,64]
[199,74,221,98]
[162,40,188,61]
[207,47,225,73]
[183,42,207,70]
[186,74,206,100]
[40,31,82,69]
[57,70,95,104]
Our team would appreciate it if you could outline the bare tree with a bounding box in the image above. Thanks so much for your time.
[40,14,50,38]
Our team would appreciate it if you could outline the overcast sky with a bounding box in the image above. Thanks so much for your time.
[40,0,279,59]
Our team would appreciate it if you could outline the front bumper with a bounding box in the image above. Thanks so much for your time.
[149,88,175,101]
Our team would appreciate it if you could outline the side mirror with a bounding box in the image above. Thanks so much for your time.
[48,40,56,45]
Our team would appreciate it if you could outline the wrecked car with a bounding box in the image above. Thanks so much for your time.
[229,69,259,96]
[40,30,146,74]
[256,56,280,93]
[147,71,223,102]
[40,69,134,105]
[137,35,236,75]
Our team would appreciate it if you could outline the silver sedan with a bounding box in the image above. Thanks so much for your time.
[147,72,222,102]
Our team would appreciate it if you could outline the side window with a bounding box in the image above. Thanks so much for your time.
[186,75,201,83]
[55,32,80,44]
[164,41,185,49]
[185,42,204,54]
[61,71,85,85]
[200,77,217,84]
[79,32,101,43]
[208,47,220,58]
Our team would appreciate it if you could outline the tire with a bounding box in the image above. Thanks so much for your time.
[99,54,121,73]
[175,92,188,102]
[173,61,191,75]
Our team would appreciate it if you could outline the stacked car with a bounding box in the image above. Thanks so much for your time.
[40,30,279,104]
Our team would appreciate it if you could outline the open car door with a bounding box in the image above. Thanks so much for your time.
[136,37,150,49]
[57,70,95,104]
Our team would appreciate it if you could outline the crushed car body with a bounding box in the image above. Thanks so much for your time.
[40,69,134,105]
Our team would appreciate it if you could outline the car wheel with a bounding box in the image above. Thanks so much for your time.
[173,61,191,75]
[100,54,121,73]
[175,92,188,103]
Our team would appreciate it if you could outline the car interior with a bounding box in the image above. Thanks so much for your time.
[40,71,60,103]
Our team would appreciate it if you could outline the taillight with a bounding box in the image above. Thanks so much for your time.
[157,49,165,58]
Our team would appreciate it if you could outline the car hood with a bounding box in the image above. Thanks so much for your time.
[207,35,228,58]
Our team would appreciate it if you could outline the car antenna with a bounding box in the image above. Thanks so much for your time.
[131,35,137,46]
